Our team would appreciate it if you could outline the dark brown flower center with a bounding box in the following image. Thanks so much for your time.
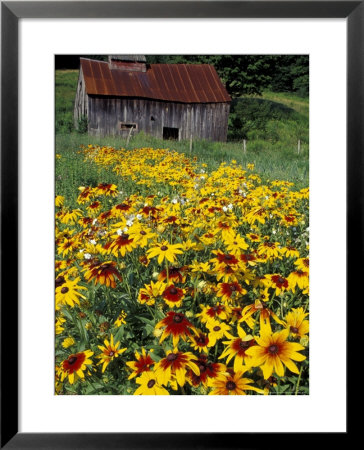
[290,326,299,333]
[166,353,178,362]
[199,364,206,372]
[226,381,236,390]
[173,313,184,323]
[213,326,221,332]
[68,356,78,365]
[147,379,156,388]
[239,340,250,350]
[268,345,279,354]
[109,351,115,357]
[169,287,178,295]
[161,245,168,251]
[55,276,65,287]
[140,230,147,235]
[61,287,69,294]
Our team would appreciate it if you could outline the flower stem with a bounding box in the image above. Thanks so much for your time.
[295,365,303,395]
[165,261,169,284]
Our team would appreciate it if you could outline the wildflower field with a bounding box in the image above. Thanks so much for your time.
[55,145,309,395]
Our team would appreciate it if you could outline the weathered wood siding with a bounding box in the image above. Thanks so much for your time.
[87,96,230,142]
[74,67,88,128]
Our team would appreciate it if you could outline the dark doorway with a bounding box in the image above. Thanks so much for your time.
[163,127,179,140]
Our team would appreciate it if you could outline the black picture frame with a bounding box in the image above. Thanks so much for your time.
[1,1,355,448]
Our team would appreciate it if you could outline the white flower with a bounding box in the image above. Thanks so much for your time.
[123,227,129,233]
[222,206,228,212]
[227,203,233,210]
[89,239,97,245]
[116,229,123,236]
[84,253,92,260]
[92,219,98,225]
[126,219,133,227]
[272,229,276,235]
[172,198,178,204]
[136,214,143,220]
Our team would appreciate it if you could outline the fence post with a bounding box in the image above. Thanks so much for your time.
[297,139,301,154]
[190,134,193,153]
[126,126,133,147]
[243,139,247,154]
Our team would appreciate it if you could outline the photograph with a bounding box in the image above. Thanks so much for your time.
[55,54,310,396]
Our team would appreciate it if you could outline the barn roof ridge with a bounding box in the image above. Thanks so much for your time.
[79,57,231,104]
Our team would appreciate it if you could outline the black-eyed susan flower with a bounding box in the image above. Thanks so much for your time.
[83,260,122,288]
[281,245,300,259]
[77,186,94,204]
[216,281,247,304]
[133,371,169,395]
[129,226,156,248]
[146,241,183,264]
[223,233,249,255]
[208,369,265,395]
[126,348,155,380]
[206,319,231,347]
[288,270,309,294]
[138,280,166,306]
[196,303,231,324]
[219,325,255,371]
[189,330,210,353]
[155,350,200,387]
[240,298,284,332]
[246,232,261,243]
[55,277,86,310]
[104,232,136,257]
[96,182,118,197]
[245,328,306,379]
[295,257,309,272]
[57,237,79,258]
[155,312,197,348]
[284,307,309,339]
[158,266,187,284]
[61,208,83,224]
[162,284,185,308]
[257,241,282,259]
[60,350,94,384]
[269,274,290,296]
[186,355,226,388]
[96,334,127,373]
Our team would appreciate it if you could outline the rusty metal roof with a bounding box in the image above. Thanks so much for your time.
[80,58,231,103]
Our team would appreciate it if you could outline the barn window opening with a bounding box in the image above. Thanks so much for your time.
[163,127,179,140]
[151,116,155,121]
[120,122,137,130]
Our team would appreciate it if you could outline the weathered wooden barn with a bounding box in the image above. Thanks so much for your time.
[74,56,231,141]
